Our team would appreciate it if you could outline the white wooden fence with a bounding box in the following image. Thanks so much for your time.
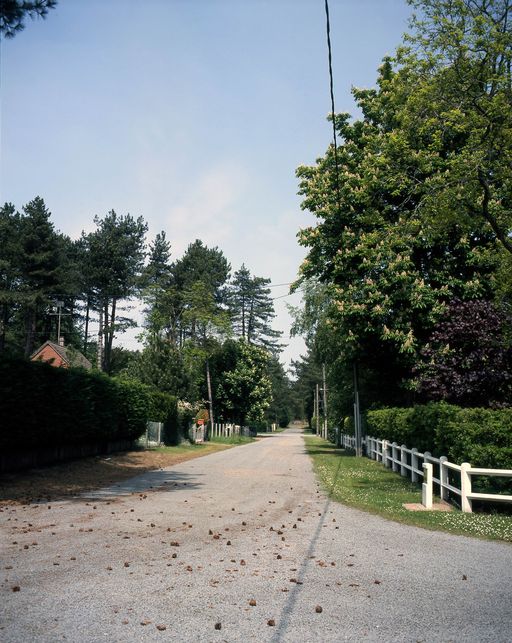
[339,433,512,513]
[210,423,241,439]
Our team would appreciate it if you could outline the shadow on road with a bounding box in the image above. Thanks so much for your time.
[270,447,344,642]
[80,469,205,500]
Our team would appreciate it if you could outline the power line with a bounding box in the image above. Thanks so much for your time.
[324,0,342,210]
[272,287,306,301]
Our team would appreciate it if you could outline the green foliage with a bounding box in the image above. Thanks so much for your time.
[122,336,189,399]
[0,358,151,451]
[113,379,152,441]
[141,231,172,290]
[82,210,148,373]
[288,351,322,426]
[442,408,512,469]
[365,407,416,448]
[294,0,511,410]
[211,339,272,426]
[402,0,512,255]
[366,403,512,468]
[229,264,283,352]
[147,388,179,446]
[265,356,292,428]
[177,401,196,442]
[0,0,57,39]
[414,300,512,407]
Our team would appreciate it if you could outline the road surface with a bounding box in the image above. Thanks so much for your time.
[1,429,511,642]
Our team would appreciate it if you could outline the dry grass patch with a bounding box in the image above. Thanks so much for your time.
[0,443,231,505]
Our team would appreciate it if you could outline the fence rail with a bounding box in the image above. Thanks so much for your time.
[340,433,512,513]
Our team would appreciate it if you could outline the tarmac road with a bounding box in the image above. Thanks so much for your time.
[1,428,511,642]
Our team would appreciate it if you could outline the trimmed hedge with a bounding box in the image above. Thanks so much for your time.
[366,403,512,468]
[0,358,171,451]
[148,388,179,445]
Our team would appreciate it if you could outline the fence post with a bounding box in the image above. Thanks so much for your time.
[382,440,389,467]
[411,448,418,483]
[460,463,473,513]
[392,443,399,472]
[422,463,433,509]
[439,456,449,501]
[400,445,407,477]
[423,452,431,479]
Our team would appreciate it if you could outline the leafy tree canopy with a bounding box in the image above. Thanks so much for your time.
[415,299,512,407]
[295,0,510,408]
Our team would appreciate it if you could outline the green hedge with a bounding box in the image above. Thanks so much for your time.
[366,403,512,468]
[0,358,163,451]
[148,388,179,445]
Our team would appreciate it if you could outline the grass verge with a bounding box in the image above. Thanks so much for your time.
[0,442,232,505]
[305,435,512,543]
[209,435,255,445]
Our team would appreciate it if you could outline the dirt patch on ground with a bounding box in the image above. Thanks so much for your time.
[0,444,230,505]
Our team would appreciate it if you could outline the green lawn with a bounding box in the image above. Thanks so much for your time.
[305,435,512,543]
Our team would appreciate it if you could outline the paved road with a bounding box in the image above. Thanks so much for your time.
[1,429,511,642]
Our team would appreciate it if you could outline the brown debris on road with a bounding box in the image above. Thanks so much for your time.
[0,444,231,505]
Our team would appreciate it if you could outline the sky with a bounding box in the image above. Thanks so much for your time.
[1,0,413,368]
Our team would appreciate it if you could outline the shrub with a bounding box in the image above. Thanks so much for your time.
[150,390,179,446]
[366,403,512,468]
[0,358,153,451]
[114,379,152,441]
[442,408,512,469]
[247,419,266,433]
[365,407,414,447]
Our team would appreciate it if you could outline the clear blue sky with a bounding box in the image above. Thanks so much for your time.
[1,0,412,366]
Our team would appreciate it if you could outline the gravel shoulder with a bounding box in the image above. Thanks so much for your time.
[1,429,511,642]
[0,443,231,505]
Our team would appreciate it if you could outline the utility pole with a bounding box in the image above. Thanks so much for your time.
[56,301,63,343]
[49,300,68,344]
[322,363,328,440]
[353,361,362,456]
[206,358,214,440]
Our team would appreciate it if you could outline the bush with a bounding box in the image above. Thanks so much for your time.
[365,407,414,447]
[176,403,194,442]
[366,403,512,468]
[114,379,153,442]
[247,419,266,433]
[442,408,512,469]
[149,390,179,445]
[0,358,154,451]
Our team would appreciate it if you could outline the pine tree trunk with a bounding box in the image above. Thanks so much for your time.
[103,298,116,373]
[97,307,103,370]
[83,296,90,354]
[0,303,8,352]
[24,307,36,357]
